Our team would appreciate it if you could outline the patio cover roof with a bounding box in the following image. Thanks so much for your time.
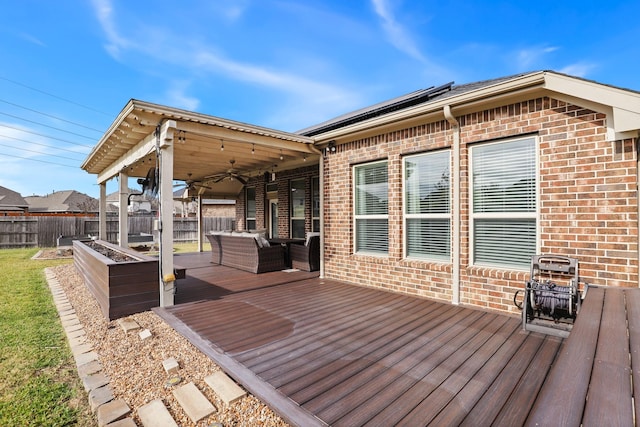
[81,99,319,198]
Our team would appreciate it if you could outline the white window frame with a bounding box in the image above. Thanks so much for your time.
[353,160,388,256]
[290,178,306,239]
[403,150,451,261]
[469,136,539,269]
[245,186,256,230]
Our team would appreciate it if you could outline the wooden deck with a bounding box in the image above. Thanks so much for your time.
[526,285,640,427]
[156,252,566,426]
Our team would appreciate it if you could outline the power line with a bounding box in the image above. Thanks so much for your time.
[0,76,111,117]
[0,98,104,133]
[0,124,94,148]
[0,141,82,162]
[0,111,97,141]
[0,133,89,155]
[0,152,78,168]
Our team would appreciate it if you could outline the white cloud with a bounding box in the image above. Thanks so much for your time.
[165,84,200,112]
[217,0,248,22]
[89,1,363,130]
[19,33,46,47]
[515,45,559,69]
[91,0,135,60]
[558,63,597,78]
[371,0,425,62]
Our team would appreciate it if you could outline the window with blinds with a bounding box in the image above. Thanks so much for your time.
[354,160,388,255]
[312,176,320,232]
[470,137,537,268]
[404,150,450,260]
[290,178,305,238]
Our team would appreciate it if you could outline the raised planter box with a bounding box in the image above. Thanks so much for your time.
[73,239,161,320]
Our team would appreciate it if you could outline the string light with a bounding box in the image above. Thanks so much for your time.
[220,139,224,151]
[251,143,255,155]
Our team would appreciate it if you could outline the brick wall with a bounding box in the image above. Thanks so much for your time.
[233,165,319,237]
[323,96,638,315]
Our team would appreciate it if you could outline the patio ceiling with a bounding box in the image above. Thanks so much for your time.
[82,99,320,197]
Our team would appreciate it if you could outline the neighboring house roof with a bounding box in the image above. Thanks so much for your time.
[25,190,98,213]
[0,185,29,211]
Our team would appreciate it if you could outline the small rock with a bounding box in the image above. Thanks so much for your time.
[162,357,179,374]
[139,329,152,340]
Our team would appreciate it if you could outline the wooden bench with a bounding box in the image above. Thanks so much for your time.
[526,286,639,426]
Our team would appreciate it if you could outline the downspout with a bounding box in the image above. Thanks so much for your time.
[637,137,640,288]
[309,144,325,278]
[444,105,461,305]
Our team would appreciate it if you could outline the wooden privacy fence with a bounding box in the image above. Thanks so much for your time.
[0,216,235,248]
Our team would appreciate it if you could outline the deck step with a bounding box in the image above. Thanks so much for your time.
[138,399,178,427]
[172,382,217,423]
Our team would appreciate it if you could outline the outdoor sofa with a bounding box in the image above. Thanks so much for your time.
[206,231,286,273]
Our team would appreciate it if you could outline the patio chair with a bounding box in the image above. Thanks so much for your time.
[290,233,320,271]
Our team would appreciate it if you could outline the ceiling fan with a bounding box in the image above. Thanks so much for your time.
[205,159,249,185]
[173,173,211,194]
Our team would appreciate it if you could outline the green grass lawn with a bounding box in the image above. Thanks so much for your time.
[0,242,205,426]
[0,248,93,426]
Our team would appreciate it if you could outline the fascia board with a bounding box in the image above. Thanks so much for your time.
[81,99,136,170]
[96,131,156,184]
[544,73,640,133]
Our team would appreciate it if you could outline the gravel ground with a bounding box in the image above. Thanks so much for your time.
[47,258,290,427]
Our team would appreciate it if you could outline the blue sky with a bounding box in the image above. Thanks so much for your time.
[1,0,639,198]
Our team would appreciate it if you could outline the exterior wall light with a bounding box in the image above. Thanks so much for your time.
[326,140,337,155]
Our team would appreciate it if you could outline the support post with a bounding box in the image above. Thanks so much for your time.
[118,172,129,247]
[197,194,203,252]
[99,182,107,240]
[158,121,176,307]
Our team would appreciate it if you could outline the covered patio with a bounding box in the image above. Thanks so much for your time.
[81,99,324,308]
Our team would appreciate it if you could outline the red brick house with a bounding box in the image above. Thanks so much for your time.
[84,70,640,312]
[235,70,640,315]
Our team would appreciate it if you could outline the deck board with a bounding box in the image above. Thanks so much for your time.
[157,252,565,426]
[582,288,633,426]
